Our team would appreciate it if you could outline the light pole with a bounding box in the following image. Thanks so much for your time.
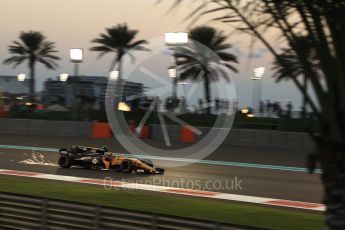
[17,74,28,101]
[167,67,177,98]
[69,48,83,120]
[178,81,190,113]
[70,48,83,76]
[109,69,122,110]
[178,81,189,97]
[164,32,188,99]
[59,73,68,106]
[251,67,265,113]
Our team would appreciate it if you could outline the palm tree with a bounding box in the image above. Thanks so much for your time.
[3,31,60,98]
[176,26,238,114]
[272,36,320,117]
[90,23,148,78]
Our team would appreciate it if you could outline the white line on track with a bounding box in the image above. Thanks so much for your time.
[0,168,325,212]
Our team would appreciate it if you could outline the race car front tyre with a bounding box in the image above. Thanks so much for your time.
[155,168,165,175]
[58,156,72,168]
[120,160,134,173]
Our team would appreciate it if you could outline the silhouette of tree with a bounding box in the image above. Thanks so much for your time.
[176,26,238,114]
[3,31,60,98]
[90,23,148,78]
[161,0,345,228]
[272,36,320,113]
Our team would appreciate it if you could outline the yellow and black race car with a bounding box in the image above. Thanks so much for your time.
[58,146,164,175]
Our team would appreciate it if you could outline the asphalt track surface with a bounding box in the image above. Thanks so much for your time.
[0,134,323,203]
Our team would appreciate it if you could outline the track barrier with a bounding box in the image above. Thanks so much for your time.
[140,125,150,139]
[180,126,195,143]
[0,118,316,151]
[0,106,7,118]
[128,120,136,135]
[92,122,112,139]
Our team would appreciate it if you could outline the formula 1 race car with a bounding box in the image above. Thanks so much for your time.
[58,146,164,175]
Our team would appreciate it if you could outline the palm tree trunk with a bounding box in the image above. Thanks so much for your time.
[302,76,308,118]
[172,77,177,99]
[320,144,345,229]
[109,57,117,73]
[117,55,123,81]
[203,72,211,114]
[29,59,35,101]
[114,54,123,109]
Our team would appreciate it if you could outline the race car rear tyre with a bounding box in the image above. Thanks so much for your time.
[121,160,134,173]
[58,156,72,168]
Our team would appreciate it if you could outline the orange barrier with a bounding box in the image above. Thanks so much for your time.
[92,122,112,139]
[36,104,44,110]
[0,106,7,118]
[128,120,136,135]
[129,124,135,135]
[180,126,195,143]
[140,125,150,139]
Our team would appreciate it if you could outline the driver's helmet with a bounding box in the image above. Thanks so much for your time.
[104,152,112,161]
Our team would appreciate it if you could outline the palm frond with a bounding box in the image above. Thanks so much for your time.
[179,65,204,81]
[128,39,148,49]
[8,43,27,55]
[217,52,238,63]
[223,62,238,73]
[176,25,238,83]
[90,23,148,69]
[3,56,27,67]
[38,57,59,70]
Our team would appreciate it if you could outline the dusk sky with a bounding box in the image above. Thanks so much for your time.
[0,0,304,109]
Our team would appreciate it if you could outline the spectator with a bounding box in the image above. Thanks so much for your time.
[272,101,282,117]
[300,105,306,119]
[154,96,161,111]
[259,100,264,115]
[286,101,293,118]
[233,100,239,112]
[266,100,272,117]
[198,98,203,114]
[223,99,229,112]
[165,97,173,112]
[179,96,188,114]
[215,97,220,113]
[193,105,198,114]
[276,102,283,117]
[93,100,101,111]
